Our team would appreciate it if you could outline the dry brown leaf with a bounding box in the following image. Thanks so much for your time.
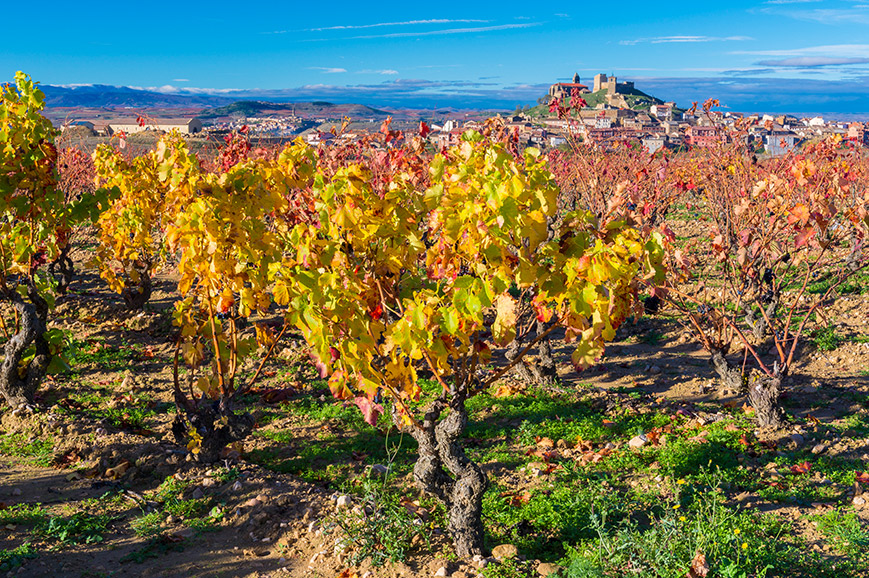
[688,551,709,577]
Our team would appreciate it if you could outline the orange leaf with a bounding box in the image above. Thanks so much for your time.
[790,462,811,475]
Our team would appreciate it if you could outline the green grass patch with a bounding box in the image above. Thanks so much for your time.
[0,433,54,466]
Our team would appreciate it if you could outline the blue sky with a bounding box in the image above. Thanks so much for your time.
[7,1,869,113]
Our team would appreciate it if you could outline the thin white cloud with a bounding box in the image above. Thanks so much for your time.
[354,23,540,39]
[310,19,487,32]
[764,0,820,4]
[308,67,347,74]
[758,56,869,67]
[735,44,869,57]
[172,78,189,82]
[765,6,869,25]
[358,69,399,75]
[621,35,752,46]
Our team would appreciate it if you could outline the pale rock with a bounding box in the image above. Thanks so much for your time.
[811,443,828,455]
[336,495,352,509]
[788,433,805,447]
[628,434,649,449]
[434,567,449,577]
[491,544,518,561]
[538,562,562,576]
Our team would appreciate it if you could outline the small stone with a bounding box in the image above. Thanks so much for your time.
[788,434,805,448]
[335,495,352,509]
[231,480,243,492]
[811,443,828,455]
[648,365,662,375]
[255,494,268,503]
[244,498,262,508]
[10,488,22,497]
[853,496,866,506]
[491,544,518,561]
[538,562,562,576]
[628,434,648,449]
[191,488,205,500]
[434,567,449,577]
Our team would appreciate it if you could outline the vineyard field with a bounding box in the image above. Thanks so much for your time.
[1,74,868,578]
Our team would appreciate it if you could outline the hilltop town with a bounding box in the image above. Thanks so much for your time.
[56,73,869,156]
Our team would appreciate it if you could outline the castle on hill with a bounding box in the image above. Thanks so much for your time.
[548,73,637,108]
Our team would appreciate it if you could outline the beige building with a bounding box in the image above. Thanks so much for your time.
[108,118,203,135]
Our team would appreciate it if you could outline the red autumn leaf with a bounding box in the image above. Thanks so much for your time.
[791,461,812,475]
[380,116,392,135]
[354,397,384,427]
[370,303,383,321]
[855,472,869,484]
[419,121,430,138]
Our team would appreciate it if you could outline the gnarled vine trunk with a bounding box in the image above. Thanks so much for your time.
[710,350,744,393]
[408,397,487,558]
[505,319,560,386]
[122,264,152,310]
[748,373,783,428]
[0,285,50,407]
[48,244,75,295]
[171,398,254,463]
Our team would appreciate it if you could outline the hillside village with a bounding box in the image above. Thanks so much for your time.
[59,73,869,156]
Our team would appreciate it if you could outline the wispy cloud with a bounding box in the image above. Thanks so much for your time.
[620,35,751,46]
[353,23,540,39]
[761,4,869,25]
[735,44,869,58]
[764,0,820,4]
[757,56,869,67]
[310,19,487,32]
[308,67,347,74]
[172,78,189,82]
[358,69,399,75]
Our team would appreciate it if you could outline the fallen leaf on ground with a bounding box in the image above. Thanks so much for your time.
[790,462,811,475]
[688,551,709,577]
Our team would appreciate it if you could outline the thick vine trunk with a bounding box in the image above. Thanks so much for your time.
[0,286,50,407]
[48,244,75,295]
[710,350,744,393]
[748,374,783,428]
[122,267,152,310]
[505,320,560,386]
[171,399,254,463]
[409,398,487,558]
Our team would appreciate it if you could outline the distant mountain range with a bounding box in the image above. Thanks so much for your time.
[41,84,234,108]
[198,100,392,120]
